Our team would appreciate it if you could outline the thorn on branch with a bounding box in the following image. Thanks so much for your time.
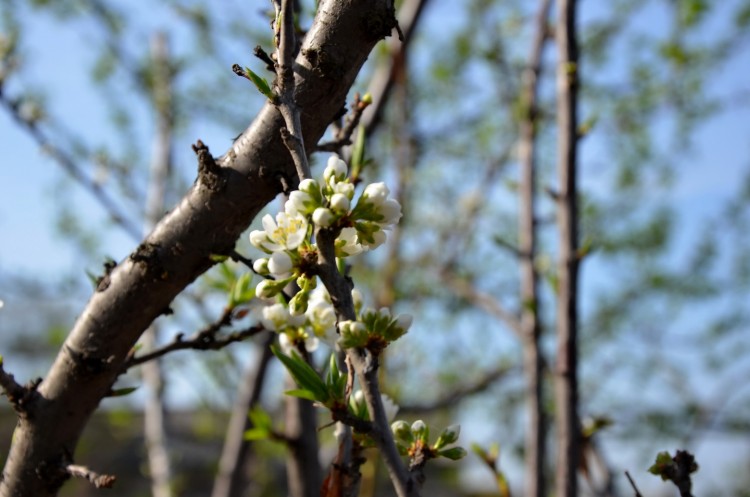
[95,258,117,292]
[66,463,117,489]
[0,361,40,416]
[192,139,225,192]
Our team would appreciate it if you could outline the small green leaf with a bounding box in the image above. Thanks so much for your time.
[350,125,366,178]
[108,387,138,397]
[244,67,275,100]
[243,428,269,441]
[285,389,319,402]
[209,254,229,262]
[439,446,468,460]
[272,346,329,403]
[231,272,255,306]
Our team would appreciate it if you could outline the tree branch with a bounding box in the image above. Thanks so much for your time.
[0,3,400,493]
[315,227,418,497]
[274,0,311,181]
[66,464,116,489]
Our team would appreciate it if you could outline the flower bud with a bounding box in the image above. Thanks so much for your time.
[433,424,461,450]
[313,207,335,228]
[395,314,413,332]
[330,193,351,213]
[438,446,468,461]
[268,251,293,275]
[391,420,413,444]
[363,182,389,206]
[253,258,269,275]
[411,420,429,442]
[324,156,348,184]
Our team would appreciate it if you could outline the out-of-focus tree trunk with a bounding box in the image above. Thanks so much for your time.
[518,2,551,497]
[142,31,175,497]
[553,1,581,497]
[211,334,275,497]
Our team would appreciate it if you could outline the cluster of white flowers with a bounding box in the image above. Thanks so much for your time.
[260,288,340,355]
[251,155,409,353]
[250,156,403,288]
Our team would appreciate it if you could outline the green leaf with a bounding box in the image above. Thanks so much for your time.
[231,272,255,306]
[648,451,674,480]
[272,346,329,403]
[243,66,274,100]
[209,254,229,262]
[108,387,138,397]
[247,406,272,430]
[350,125,366,178]
[243,428,269,441]
[284,389,319,401]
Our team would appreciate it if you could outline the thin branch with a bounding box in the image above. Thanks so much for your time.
[274,0,311,181]
[315,228,418,497]
[125,309,263,369]
[66,464,116,489]
[0,362,33,414]
[440,270,523,339]
[624,471,644,497]
[361,0,432,136]
[316,93,372,152]
[399,365,518,414]
[553,1,581,496]
[0,88,142,240]
[211,333,275,497]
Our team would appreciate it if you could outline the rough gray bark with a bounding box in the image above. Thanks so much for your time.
[553,0,581,497]
[518,2,551,497]
[0,2,398,495]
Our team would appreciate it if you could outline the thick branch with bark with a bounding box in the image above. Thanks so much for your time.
[0,2,399,495]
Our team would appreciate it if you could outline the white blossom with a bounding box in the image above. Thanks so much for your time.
[253,258,269,275]
[378,198,402,226]
[363,182,390,206]
[268,251,293,275]
[250,212,308,253]
[335,227,364,257]
[324,155,348,184]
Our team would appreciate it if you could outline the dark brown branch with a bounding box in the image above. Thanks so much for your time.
[624,471,644,497]
[0,363,39,415]
[66,464,116,489]
[316,93,372,152]
[254,45,275,72]
[125,309,263,369]
[553,1,581,497]
[274,0,311,181]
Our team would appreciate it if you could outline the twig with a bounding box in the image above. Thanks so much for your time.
[315,228,418,497]
[273,0,311,181]
[125,308,264,369]
[0,362,34,414]
[66,464,116,489]
[399,365,518,414]
[254,45,275,72]
[0,88,142,240]
[316,93,372,152]
[624,471,644,497]
[440,269,523,339]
